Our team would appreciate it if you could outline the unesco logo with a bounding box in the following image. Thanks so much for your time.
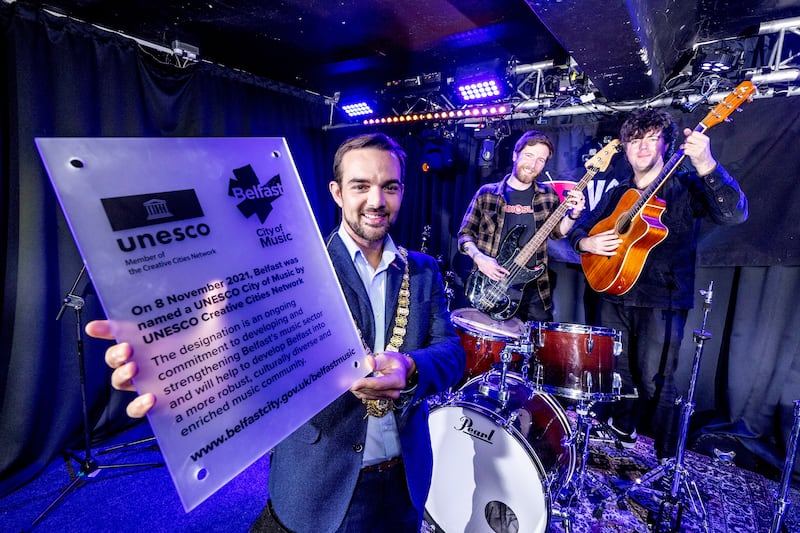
[227,164,285,224]
[101,189,209,253]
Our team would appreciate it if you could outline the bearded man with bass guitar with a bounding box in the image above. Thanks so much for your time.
[458,130,586,322]
[569,107,748,461]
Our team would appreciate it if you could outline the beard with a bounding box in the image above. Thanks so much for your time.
[513,161,539,183]
[343,209,394,244]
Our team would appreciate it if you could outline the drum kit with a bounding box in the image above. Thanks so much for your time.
[425,307,636,533]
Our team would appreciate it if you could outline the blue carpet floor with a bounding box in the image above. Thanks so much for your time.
[1,421,268,532]
[2,415,799,532]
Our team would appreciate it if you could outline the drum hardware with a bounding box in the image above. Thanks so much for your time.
[550,506,574,533]
[770,398,800,533]
[584,371,593,392]
[531,362,545,390]
[443,270,456,312]
[477,345,516,404]
[555,397,624,523]
[32,266,164,529]
[627,282,715,533]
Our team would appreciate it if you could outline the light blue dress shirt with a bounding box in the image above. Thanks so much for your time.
[336,225,402,466]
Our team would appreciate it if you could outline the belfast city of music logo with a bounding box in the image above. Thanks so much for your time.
[227,164,284,224]
[100,189,209,253]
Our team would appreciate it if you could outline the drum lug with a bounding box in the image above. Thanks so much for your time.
[612,372,622,395]
[531,362,544,389]
[586,334,594,354]
[504,410,519,428]
[537,331,545,348]
[583,371,594,394]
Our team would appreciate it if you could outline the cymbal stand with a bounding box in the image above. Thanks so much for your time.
[560,398,602,504]
[770,399,800,533]
[627,282,715,532]
[31,266,163,530]
[443,270,455,312]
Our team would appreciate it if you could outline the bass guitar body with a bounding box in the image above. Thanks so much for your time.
[581,189,669,295]
[465,224,546,320]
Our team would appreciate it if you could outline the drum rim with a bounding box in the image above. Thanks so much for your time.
[451,307,526,340]
[530,321,620,336]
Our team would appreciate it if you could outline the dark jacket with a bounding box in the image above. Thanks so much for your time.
[569,164,748,309]
[269,232,465,532]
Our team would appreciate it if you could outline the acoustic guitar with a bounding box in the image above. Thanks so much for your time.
[581,80,756,295]
[465,139,621,320]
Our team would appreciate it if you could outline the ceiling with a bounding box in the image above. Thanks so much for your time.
[21,0,800,111]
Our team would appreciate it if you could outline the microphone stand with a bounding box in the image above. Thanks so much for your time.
[626,281,715,532]
[30,265,164,530]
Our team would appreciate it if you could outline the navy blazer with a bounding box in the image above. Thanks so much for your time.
[269,232,465,532]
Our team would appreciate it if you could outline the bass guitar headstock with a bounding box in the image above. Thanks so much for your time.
[584,139,622,172]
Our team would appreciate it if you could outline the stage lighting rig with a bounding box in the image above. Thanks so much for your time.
[696,47,742,73]
[454,59,509,103]
[171,40,199,62]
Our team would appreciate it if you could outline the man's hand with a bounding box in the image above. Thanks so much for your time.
[350,351,415,400]
[682,128,717,176]
[564,189,586,218]
[578,229,622,256]
[474,253,509,282]
[85,319,155,418]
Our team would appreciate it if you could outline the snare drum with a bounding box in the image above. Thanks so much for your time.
[531,322,622,401]
[450,307,530,380]
[426,371,575,532]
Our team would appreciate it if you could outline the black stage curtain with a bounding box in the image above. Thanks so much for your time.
[0,4,331,495]
[1,2,798,498]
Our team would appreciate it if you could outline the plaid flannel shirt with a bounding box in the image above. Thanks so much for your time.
[457,174,565,311]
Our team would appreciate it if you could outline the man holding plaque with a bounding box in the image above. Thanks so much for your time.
[87,132,465,532]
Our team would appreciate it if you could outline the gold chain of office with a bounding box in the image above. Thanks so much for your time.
[362,246,410,418]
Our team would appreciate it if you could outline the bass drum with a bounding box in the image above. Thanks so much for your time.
[425,371,575,533]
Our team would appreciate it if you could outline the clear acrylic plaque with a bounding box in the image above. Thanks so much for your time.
[36,137,369,511]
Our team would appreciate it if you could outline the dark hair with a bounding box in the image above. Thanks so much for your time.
[332,133,407,185]
[620,108,679,152]
[513,130,554,160]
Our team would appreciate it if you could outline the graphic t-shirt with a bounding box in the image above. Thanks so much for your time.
[501,184,536,265]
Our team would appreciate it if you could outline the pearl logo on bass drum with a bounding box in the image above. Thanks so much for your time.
[455,415,496,444]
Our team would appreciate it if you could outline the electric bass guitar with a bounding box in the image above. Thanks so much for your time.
[465,139,622,320]
[581,80,756,295]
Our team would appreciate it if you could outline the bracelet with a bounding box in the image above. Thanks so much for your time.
[568,211,580,220]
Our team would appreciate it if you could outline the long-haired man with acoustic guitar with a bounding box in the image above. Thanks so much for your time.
[569,108,748,461]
